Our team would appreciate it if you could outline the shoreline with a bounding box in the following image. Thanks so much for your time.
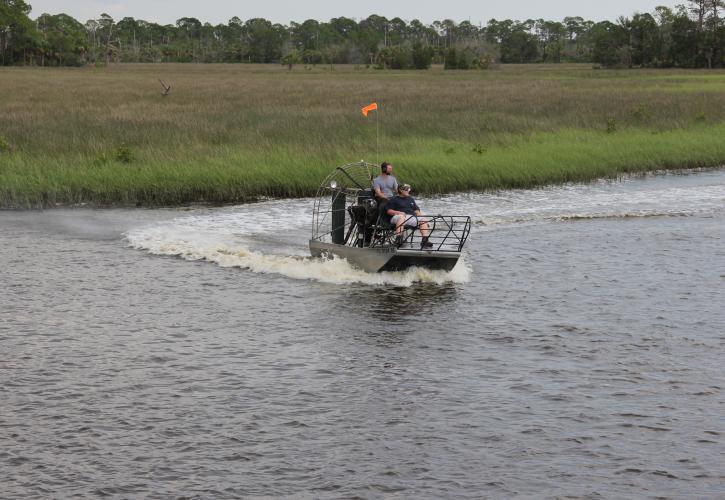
[2,165,722,211]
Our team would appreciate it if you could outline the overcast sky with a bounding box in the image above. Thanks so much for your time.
[29,0,680,25]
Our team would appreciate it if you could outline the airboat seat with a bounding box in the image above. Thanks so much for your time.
[376,214,422,231]
[376,198,389,217]
[374,212,395,229]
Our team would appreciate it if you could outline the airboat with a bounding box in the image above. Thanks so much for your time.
[310,161,471,272]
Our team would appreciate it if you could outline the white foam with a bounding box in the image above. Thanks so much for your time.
[125,222,470,286]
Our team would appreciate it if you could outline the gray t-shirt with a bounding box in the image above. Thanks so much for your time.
[372,174,398,199]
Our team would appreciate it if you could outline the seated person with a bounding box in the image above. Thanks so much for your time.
[386,184,433,249]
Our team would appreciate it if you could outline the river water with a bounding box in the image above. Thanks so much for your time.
[2,170,724,498]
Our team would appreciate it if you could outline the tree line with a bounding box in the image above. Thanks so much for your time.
[1,0,724,69]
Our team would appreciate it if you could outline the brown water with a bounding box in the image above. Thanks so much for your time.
[2,170,724,498]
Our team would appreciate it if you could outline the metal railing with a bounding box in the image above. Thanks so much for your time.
[322,209,471,253]
[369,215,471,252]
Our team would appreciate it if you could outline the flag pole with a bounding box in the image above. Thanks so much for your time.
[376,101,380,164]
[361,102,380,164]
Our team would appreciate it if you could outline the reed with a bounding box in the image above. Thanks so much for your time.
[2,63,725,207]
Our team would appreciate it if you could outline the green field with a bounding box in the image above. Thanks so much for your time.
[2,63,725,208]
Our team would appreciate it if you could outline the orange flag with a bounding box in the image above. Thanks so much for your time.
[361,102,378,117]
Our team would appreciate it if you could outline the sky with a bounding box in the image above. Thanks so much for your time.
[29,0,681,25]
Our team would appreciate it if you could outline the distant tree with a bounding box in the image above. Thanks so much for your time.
[485,18,514,44]
[301,48,323,64]
[590,21,629,67]
[653,6,676,66]
[407,19,428,42]
[291,19,320,52]
[358,14,386,55]
[386,17,407,46]
[0,0,38,65]
[705,0,725,66]
[690,0,708,31]
[457,47,474,68]
[328,16,357,43]
[176,17,201,39]
[444,47,457,68]
[280,48,301,69]
[712,0,725,66]
[628,13,660,66]
[563,16,585,41]
[439,19,457,47]
[706,0,725,27]
[375,44,413,69]
[36,13,87,66]
[243,18,284,62]
[84,19,99,62]
[322,43,342,68]
[174,17,201,61]
[538,20,566,62]
[1,7,724,69]
[116,17,141,61]
[500,28,539,63]
[411,39,432,69]
[457,20,480,40]
[670,10,701,66]
[96,13,116,64]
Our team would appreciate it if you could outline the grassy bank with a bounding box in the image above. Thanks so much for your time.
[1,63,725,207]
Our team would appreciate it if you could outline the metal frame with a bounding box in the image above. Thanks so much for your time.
[311,161,377,242]
[311,161,471,253]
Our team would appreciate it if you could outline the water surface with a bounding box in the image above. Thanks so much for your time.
[2,170,724,498]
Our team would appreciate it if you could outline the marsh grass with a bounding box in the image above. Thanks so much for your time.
[2,63,725,207]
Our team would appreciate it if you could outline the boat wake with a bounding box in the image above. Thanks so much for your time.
[125,169,724,284]
[125,222,470,286]
[432,174,725,229]
[473,209,702,226]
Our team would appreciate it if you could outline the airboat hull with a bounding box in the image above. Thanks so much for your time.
[309,240,461,273]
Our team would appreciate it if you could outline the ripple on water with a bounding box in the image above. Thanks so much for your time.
[1,169,725,498]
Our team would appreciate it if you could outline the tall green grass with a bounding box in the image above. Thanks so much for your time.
[3,124,724,208]
[1,64,725,207]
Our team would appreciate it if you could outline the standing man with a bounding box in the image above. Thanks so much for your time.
[386,184,434,249]
[372,161,398,203]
